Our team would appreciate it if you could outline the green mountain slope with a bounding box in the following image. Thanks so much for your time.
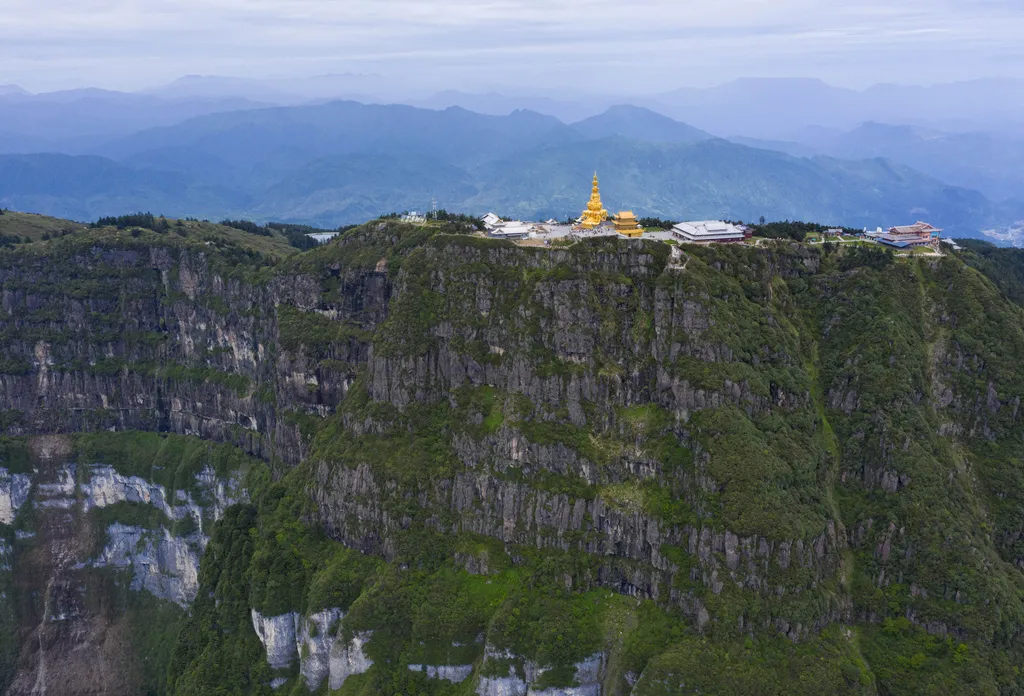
[0,209,86,241]
[250,153,480,227]
[795,122,1024,202]
[469,137,996,231]
[0,153,248,221]
[0,220,1022,694]
[102,100,580,178]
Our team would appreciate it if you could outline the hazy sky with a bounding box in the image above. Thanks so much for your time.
[3,0,1023,93]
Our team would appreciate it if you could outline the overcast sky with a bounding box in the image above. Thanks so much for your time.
[3,0,1023,93]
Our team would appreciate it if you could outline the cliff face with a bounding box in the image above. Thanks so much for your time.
[305,237,845,641]
[0,433,258,695]
[0,220,1022,695]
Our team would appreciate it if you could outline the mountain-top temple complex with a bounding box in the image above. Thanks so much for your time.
[578,173,644,238]
[475,174,941,251]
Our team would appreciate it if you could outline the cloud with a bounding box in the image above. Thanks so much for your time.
[1,0,1022,92]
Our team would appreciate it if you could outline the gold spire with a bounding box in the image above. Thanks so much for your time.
[580,171,608,229]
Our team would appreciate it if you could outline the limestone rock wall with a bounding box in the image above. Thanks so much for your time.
[0,243,354,464]
[94,524,202,608]
[250,608,370,691]
[0,234,848,645]
[0,467,31,524]
[250,610,300,670]
[0,435,252,694]
[476,648,606,696]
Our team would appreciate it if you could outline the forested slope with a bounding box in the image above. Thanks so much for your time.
[0,216,1022,694]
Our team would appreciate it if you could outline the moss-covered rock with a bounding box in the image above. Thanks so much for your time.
[1,222,1023,694]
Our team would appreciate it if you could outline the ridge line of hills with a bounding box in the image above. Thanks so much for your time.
[0,98,1020,242]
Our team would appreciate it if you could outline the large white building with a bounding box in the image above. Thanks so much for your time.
[672,220,747,244]
[488,221,541,240]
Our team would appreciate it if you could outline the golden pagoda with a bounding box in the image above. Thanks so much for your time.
[613,211,644,238]
[579,172,609,229]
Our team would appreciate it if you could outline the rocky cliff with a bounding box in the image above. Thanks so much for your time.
[0,432,258,695]
[0,217,1022,695]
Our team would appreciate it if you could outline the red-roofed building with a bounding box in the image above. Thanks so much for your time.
[878,221,941,249]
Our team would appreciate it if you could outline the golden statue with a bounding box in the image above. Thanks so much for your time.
[613,211,644,238]
[579,172,608,229]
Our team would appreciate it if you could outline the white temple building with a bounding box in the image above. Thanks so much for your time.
[671,220,747,244]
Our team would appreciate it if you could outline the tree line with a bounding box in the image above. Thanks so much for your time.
[86,212,357,251]
[744,219,862,242]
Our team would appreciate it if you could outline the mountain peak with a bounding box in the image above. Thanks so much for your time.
[603,103,660,113]
[572,104,711,144]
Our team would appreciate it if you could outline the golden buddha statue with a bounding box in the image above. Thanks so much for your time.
[580,172,608,229]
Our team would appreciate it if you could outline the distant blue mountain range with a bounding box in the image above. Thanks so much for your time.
[0,99,1019,238]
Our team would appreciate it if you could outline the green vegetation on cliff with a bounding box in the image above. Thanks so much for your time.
[1,219,1023,695]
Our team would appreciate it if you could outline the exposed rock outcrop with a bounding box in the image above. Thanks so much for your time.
[0,467,31,524]
[328,631,375,691]
[251,610,301,670]
[94,524,202,607]
[476,648,605,696]
[77,463,245,605]
[81,464,244,531]
[251,608,365,691]
[408,663,474,683]
[299,608,345,689]
[2,435,254,693]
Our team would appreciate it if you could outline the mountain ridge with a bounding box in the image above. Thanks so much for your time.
[571,105,711,144]
[0,100,1014,237]
[0,98,1018,238]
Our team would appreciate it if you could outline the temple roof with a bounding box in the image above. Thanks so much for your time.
[889,221,942,236]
